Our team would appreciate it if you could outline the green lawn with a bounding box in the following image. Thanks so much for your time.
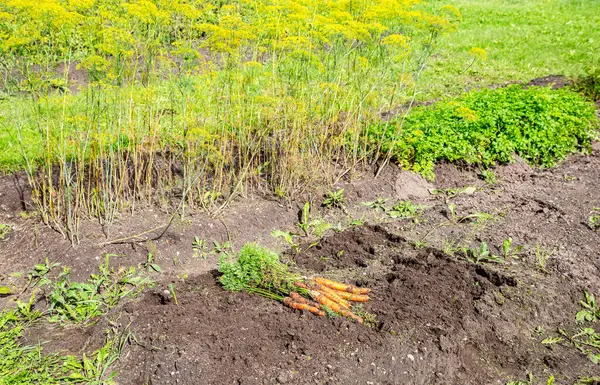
[419,0,600,99]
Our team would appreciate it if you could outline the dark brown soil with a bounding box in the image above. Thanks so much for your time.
[1,129,600,384]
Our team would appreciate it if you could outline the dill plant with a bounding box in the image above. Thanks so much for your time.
[0,0,459,241]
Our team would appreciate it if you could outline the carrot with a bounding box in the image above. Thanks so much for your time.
[283,297,325,317]
[294,281,309,290]
[312,277,348,292]
[309,290,343,313]
[313,277,371,294]
[338,309,364,324]
[289,292,308,304]
[333,291,370,302]
[308,282,351,309]
[309,291,363,323]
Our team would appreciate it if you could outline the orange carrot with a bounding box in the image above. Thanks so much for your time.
[338,309,364,324]
[333,291,370,302]
[309,291,363,323]
[290,292,308,304]
[283,297,325,317]
[308,282,351,309]
[309,290,342,313]
[313,277,371,294]
[312,277,348,292]
[294,281,309,290]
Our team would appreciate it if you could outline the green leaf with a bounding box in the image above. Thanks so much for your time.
[150,264,162,272]
[0,286,11,295]
[541,336,564,345]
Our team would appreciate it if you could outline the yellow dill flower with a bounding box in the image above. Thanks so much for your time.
[469,47,487,62]
[381,33,410,49]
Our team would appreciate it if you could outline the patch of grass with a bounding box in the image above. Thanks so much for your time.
[420,0,600,98]
[572,63,600,102]
[368,85,598,180]
[0,307,130,384]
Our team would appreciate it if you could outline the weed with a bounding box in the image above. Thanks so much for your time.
[588,207,600,230]
[212,240,233,258]
[363,197,389,212]
[192,236,208,259]
[430,186,477,203]
[388,200,425,219]
[141,253,162,273]
[506,373,555,385]
[575,377,600,385]
[480,169,497,185]
[502,238,524,259]
[169,284,179,306]
[46,256,146,324]
[271,230,300,253]
[461,242,504,264]
[535,245,555,273]
[0,224,11,240]
[576,291,600,323]
[322,189,346,210]
[27,257,60,287]
[0,305,130,384]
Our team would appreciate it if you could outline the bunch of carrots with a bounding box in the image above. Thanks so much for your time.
[219,243,372,324]
[284,278,371,323]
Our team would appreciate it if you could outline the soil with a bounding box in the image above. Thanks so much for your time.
[1,94,600,384]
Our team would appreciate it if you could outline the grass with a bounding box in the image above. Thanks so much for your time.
[0,257,144,384]
[420,0,600,99]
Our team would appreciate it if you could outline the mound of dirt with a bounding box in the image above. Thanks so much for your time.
[114,225,595,385]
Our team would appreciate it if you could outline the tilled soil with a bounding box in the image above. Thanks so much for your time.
[1,142,600,384]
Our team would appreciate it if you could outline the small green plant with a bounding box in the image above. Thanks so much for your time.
[46,256,146,324]
[502,238,524,259]
[461,242,504,264]
[296,202,333,237]
[430,186,477,203]
[141,253,162,273]
[192,236,208,259]
[169,283,179,306]
[322,189,346,210]
[362,197,389,211]
[535,245,555,273]
[480,169,497,185]
[27,257,60,287]
[588,207,600,230]
[388,200,425,219]
[576,291,600,322]
[0,224,11,240]
[212,240,233,257]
